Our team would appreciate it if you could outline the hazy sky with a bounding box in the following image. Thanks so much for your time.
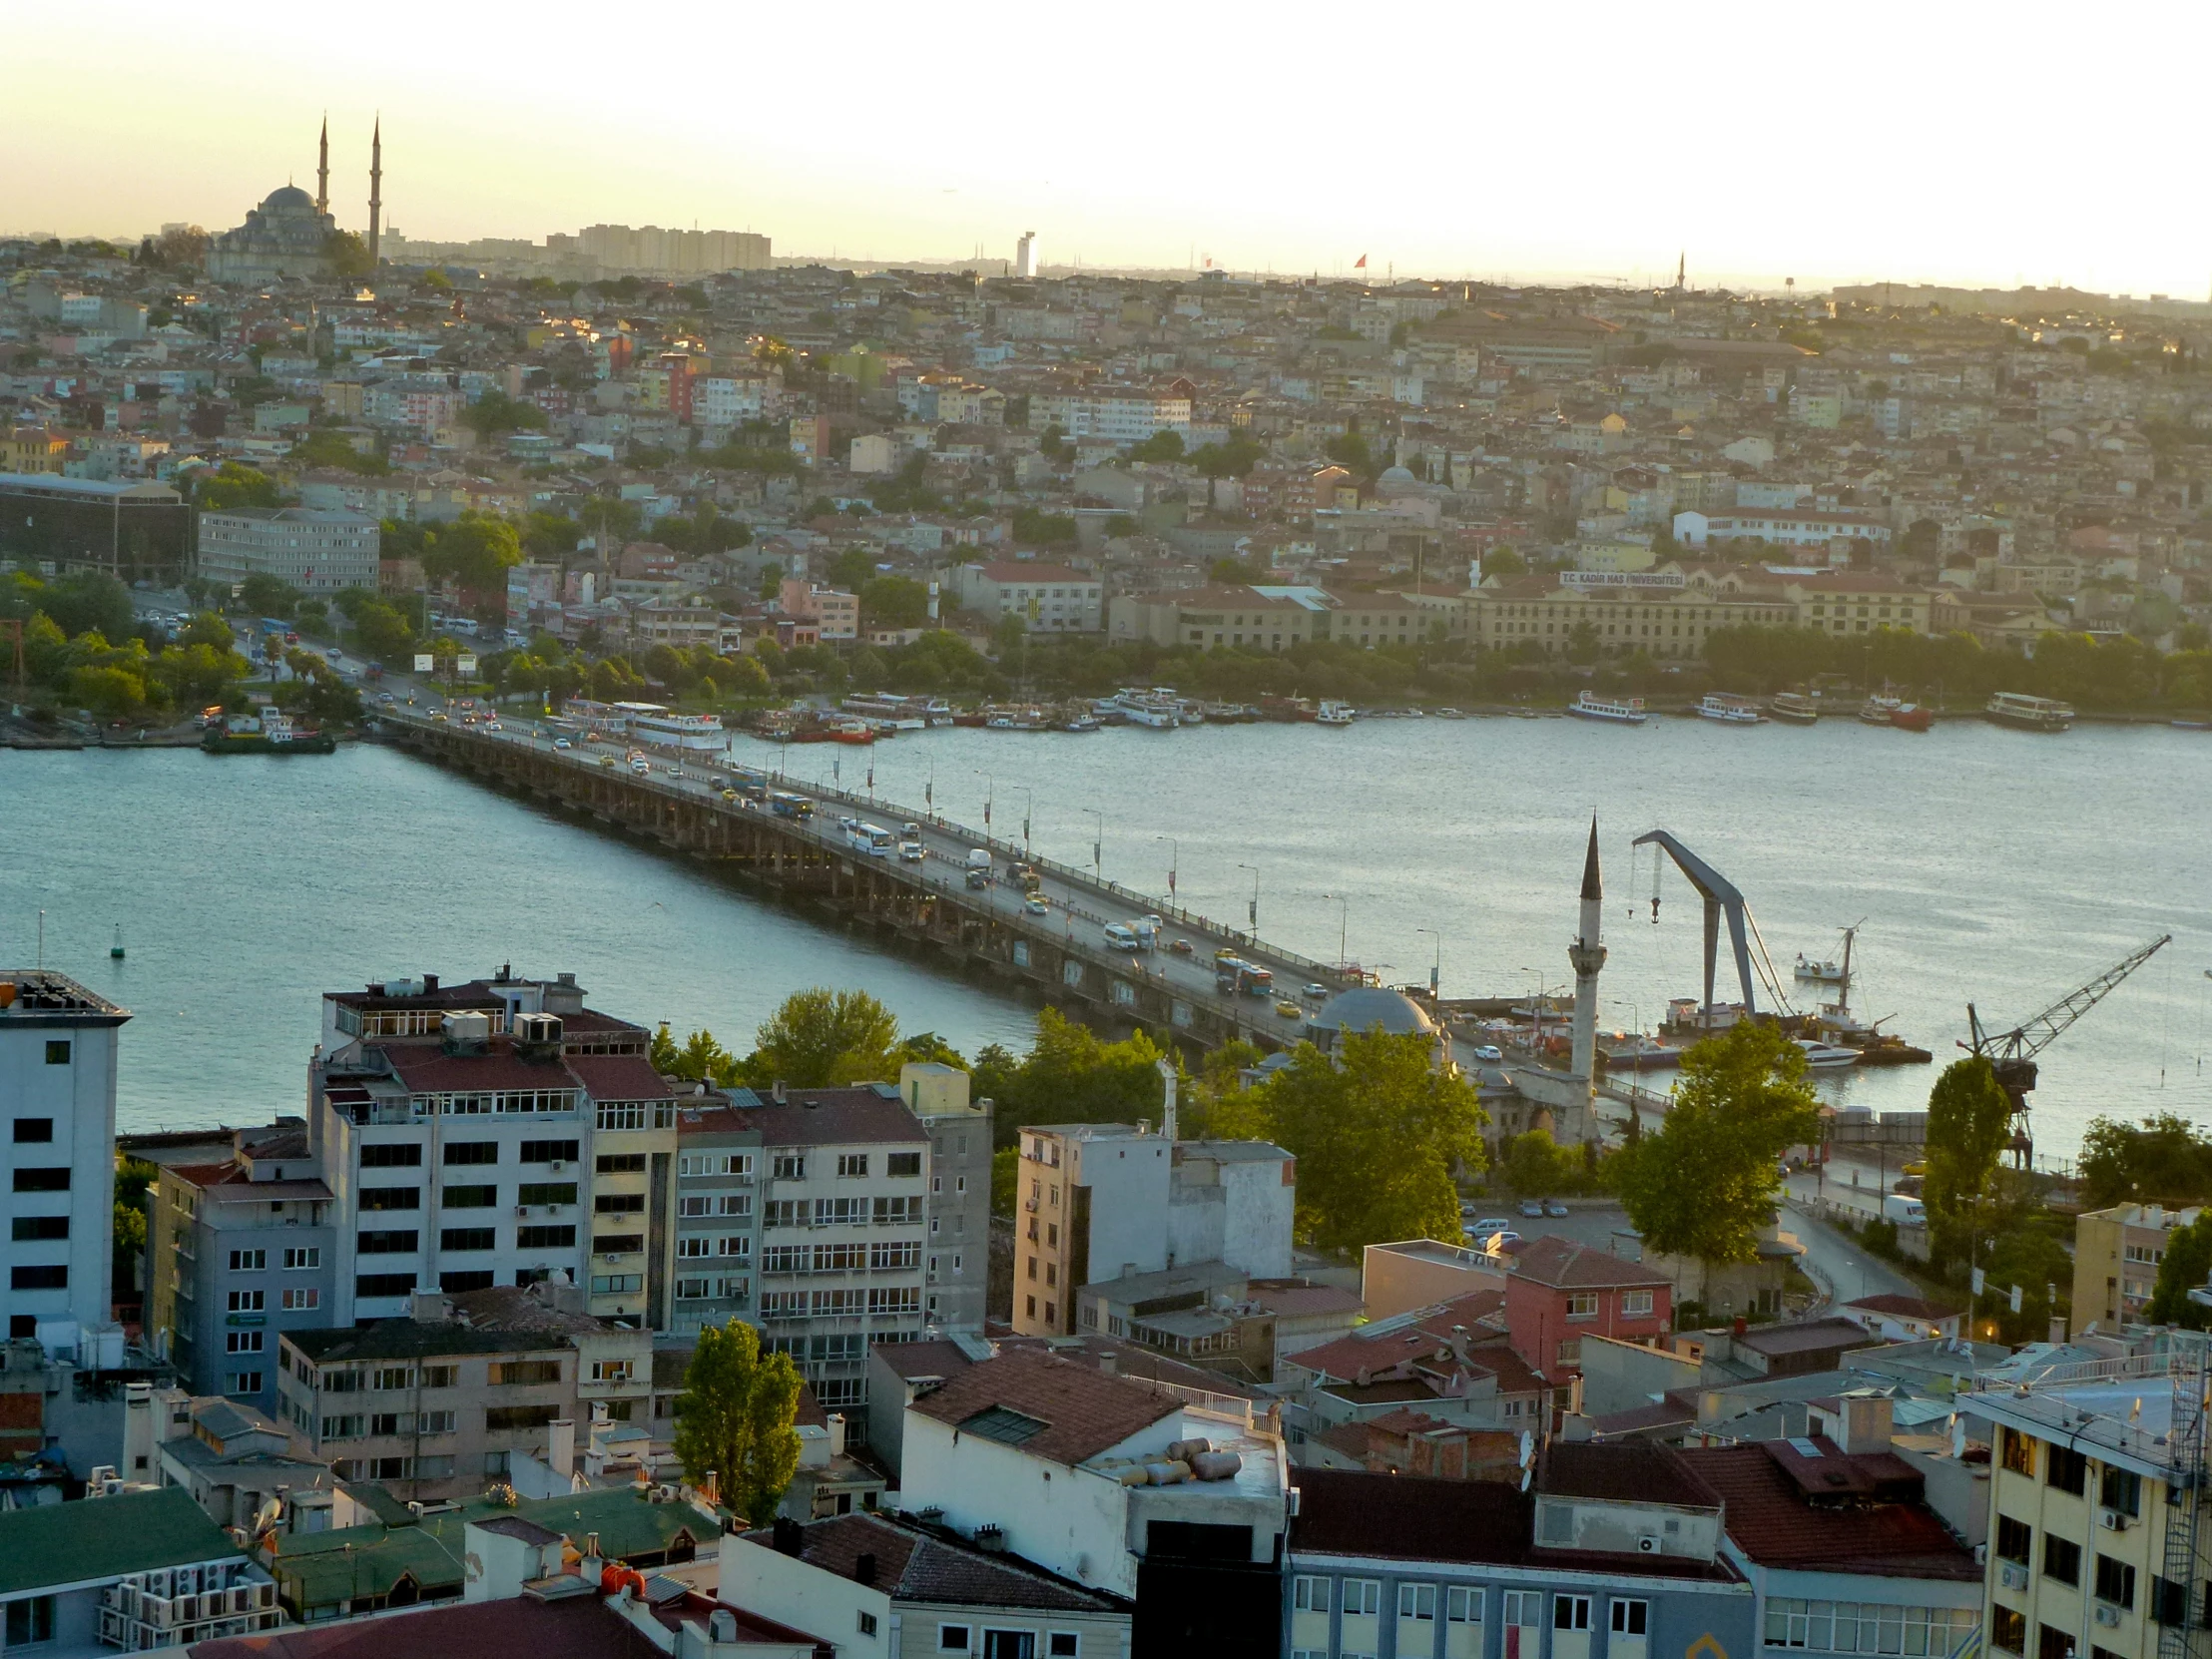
[15,1,2210,295]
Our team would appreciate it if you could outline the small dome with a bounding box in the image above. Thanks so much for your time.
[263,185,316,213]
[1310,985,1435,1037]
[1378,464,1418,484]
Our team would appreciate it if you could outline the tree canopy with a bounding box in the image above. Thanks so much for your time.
[1616,1022,1818,1264]
[749,988,900,1088]
[671,1320,803,1523]
[1921,1055,2013,1259]
[2079,1113,2212,1207]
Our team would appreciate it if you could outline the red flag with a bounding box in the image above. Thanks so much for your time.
[1355,254,1368,270]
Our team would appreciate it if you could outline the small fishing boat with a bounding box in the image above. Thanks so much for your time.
[1795,953,1846,983]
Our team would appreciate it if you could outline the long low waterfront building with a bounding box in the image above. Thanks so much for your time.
[196,506,380,595]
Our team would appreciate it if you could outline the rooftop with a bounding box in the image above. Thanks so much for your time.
[188,1590,677,1659]
[1679,1441,1978,1579]
[747,1511,1125,1614]
[906,1348,1179,1466]
[1509,1235,1671,1292]
[0,968,130,1024]
[0,1486,246,1597]
[284,1321,573,1364]
[742,1086,928,1149]
[1537,1441,1722,1511]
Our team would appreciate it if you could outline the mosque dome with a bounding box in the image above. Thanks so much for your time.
[1310,985,1436,1038]
[261,185,317,214]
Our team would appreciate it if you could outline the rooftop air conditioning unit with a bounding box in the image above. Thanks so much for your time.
[2000,1564,2029,1591]
[2095,1605,2122,1628]
[2099,1509,2130,1531]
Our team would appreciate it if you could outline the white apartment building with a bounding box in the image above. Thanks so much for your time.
[749,1084,931,1411]
[197,507,379,595]
[947,561,1103,632]
[1028,386,1191,444]
[695,371,780,428]
[309,970,680,1329]
[0,969,128,1361]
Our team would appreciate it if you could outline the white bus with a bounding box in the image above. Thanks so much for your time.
[847,822,896,856]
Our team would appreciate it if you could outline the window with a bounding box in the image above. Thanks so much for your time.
[11,1216,66,1241]
[591,1273,644,1295]
[1294,1576,1330,1613]
[517,1225,576,1249]
[940,1629,971,1653]
[486,1403,559,1431]
[2047,1444,2088,1494]
[356,1273,417,1298]
[594,1193,645,1215]
[360,1186,421,1211]
[489,1360,562,1385]
[2001,1427,2036,1476]
[1996,1514,2033,1564]
[1991,1608,2026,1655]
[1566,1292,1600,1318]
[887,1152,921,1177]
[596,1233,645,1255]
[282,1287,320,1312]
[360,1143,422,1167]
[1048,1638,1077,1659]
[1612,1600,1648,1636]
[1448,1587,1482,1625]
[519,1140,580,1164]
[1399,1584,1437,1621]
[2096,1555,2136,1610]
[838,1154,869,1178]
[45,1040,71,1064]
[2101,1466,2142,1517]
[1503,1591,1543,1630]
[227,1331,265,1354]
[228,1289,266,1313]
[774,1154,806,1180]
[590,1359,633,1382]
[1557,1338,1582,1365]
[418,1409,457,1433]
[872,1240,920,1271]
[12,1118,53,1142]
[441,1228,496,1252]
[283,1247,320,1270]
[1556,1596,1592,1631]
[597,1153,646,1174]
[2151,1575,2190,1626]
[12,1168,68,1192]
[1622,1290,1655,1318]
[444,1141,498,1165]
[357,1230,419,1254]
[517,1182,577,1207]
[874,1196,922,1225]
[321,1414,363,1439]
[443,1184,497,1208]
[227,1372,266,1395]
[2045,1535,2082,1585]
[4,1597,55,1647]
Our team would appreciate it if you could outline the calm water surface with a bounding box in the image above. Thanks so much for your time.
[5,714,2208,1157]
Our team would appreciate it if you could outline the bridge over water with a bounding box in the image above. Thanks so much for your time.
[374,711,1359,1053]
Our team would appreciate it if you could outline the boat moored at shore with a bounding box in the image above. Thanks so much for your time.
[1697,693,1766,725]
[1767,692,1820,725]
[1984,691,2074,732]
[1568,691,1648,724]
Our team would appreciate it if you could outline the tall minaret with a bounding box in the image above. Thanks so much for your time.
[366,117,382,268]
[315,115,329,216]
[1567,819,1607,1103]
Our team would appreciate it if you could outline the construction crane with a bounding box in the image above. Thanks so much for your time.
[1966,933,2171,1166]
[1632,830,1797,1022]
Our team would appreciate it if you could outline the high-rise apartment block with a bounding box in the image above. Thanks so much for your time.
[1,970,128,1361]
[560,224,771,275]
[897,1061,991,1336]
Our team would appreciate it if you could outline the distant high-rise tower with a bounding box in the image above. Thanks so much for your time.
[315,115,328,216]
[367,117,382,268]
[1567,819,1607,1097]
[1014,231,1037,279]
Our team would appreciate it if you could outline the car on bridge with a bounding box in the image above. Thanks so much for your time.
[1468,1044,1503,1062]
[1024,894,1049,915]
[1168,938,1195,955]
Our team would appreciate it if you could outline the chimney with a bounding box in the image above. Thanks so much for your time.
[829,1413,846,1458]
[709,1610,738,1644]
[581,1531,602,1584]
[548,1420,575,1481]
[1157,1057,1178,1143]
[1839,1393,1894,1454]
[123,1382,155,1477]
[1098,1353,1117,1378]
[422,973,440,992]
[772,1516,805,1557]
[773,1080,788,1104]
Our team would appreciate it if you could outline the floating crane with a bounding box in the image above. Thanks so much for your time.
[1631,830,1796,1023]
[1965,933,2171,1166]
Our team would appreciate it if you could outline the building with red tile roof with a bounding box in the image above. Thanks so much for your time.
[1504,1236,1671,1377]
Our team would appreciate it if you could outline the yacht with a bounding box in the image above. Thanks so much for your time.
[1568,691,1648,725]
[1767,692,1820,725]
[1984,691,2074,733]
[1793,1038,1860,1068]
[1697,693,1766,725]
[1108,688,1181,729]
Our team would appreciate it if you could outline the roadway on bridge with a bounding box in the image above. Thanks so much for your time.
[368,685,1344,1039]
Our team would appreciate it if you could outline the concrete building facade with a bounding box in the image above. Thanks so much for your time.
[196,506,380,595]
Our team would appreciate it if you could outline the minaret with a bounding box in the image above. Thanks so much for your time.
[315,115,328,216]
[1567,819,1607,1100]
[366,117,382,268]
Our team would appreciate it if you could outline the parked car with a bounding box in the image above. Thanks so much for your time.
[1518,1199,1545,1218]
[1543,1200,1569,1218]
[1465,1215,1512,1236]
[1469,1228,1520,1251]
[1469,1044,1503,1062]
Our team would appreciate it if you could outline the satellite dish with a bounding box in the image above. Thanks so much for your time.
[1519,1429,1535,1469]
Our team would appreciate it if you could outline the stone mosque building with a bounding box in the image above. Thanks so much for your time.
[205,119,381,284]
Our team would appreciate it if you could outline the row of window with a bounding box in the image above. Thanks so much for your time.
[361,1140,639,1171]
[1764,1600,1978,1655]
[306,1361,466,1391]
[764,1196,922,1227]
[1293,1579,1640,1633]
[679,1152,756,1177]
[361,1182,582,1211]
[757,1152,923,1182]
[226,1248,321,1272]
[676,1274,752,1302]
[762,1241,921,1274]
[1995,1514,2156,1613]
[760,1286,921,1318]
[678,1234,753,1261]
[319,1410,461,1439]
[1997,1429,2144,1512]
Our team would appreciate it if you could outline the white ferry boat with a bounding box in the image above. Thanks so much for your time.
[624,706,729,752]
[1984,691,2074,733]
[1108,688,1182,729]
[1697,693,1767,726]
[1315,701,1356,726]
[841,693,939,730]
[1568,691,1647,725]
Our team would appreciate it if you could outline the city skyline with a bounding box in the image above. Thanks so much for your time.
[14,0,2212,296]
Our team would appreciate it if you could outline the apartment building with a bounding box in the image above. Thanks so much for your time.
[778,578,859,641]
[2071,1204,2199,1333]
[309,968,678,1328]
[671,1096,764,1338]
[196,506,380,594]
[1673,506,1894,553]
[1504,1236,1671,1376]
[898,1061,992,1335]
[1028,385,1192,443]
[0,969,128,1359]
[276,1283,649,1503]
[751,1084,932,1410]
[147,1123,337,1418]
[948,562,1104,633]
[1464,572,1796,662]
[1011,1124,1295,1339]
[1974,1358,2191,1659]
[1779,572,1938,636]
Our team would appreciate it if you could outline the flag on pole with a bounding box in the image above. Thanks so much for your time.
[1354,254,1368,270]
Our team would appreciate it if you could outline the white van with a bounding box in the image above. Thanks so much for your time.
[1102,923,1142,952]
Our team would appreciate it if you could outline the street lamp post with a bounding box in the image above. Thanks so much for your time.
[1091,812,1104,883]
[976,771,993,832]
[1321,892,1350,970]
[1236,863,1260,934]
[1156,835,1178,906]
[1415,928,1442,998]
[1011,787,1033,858]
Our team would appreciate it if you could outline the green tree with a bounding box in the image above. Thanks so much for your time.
[672,1320,804,1523]
[1616,1022,1818,1266]
[827,547,877,592]
[654,1023,745,1087]
[463,391,548,438]
[859,575,929,630]
[1127,429,1185,463]
[349,601,417,663]
[2078,1113,2212,1207]
[1483,548,1527,578]
[1922,1056,2013,1261]
[196,462,281,511]
[991,1146,1019,1219]
[239,573,299,619]
[2148,1213,2212,1330]
[114,1154,158,1302]
[749,988,900,1088]
[968,1009,1168,1145]
[421,514,524,604]
[1257,1030,1489,1252]
[1501,1128,1580,1197]
[325,230,373,279]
